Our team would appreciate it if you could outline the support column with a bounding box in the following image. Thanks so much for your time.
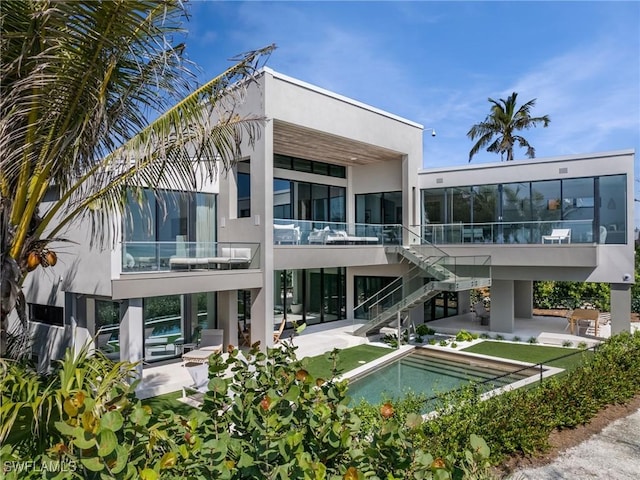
[490,280,515,333]
[610,283,631,335]
[458,291,471,316]
[514,280,533,319]
[217,290,238,348]
[206,292,217,328]
[251,287,270,348]
[120,299,143,378]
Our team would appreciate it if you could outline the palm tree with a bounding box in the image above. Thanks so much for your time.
[0,0,275,357]
[467,92,550,162]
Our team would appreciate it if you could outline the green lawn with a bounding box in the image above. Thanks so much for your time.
[141,390,195,417]
[461,341,593,371]
[303,344,392,379]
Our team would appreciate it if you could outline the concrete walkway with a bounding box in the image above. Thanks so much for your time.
[511,407,640,479]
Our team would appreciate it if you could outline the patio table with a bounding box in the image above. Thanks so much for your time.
[569,309,599,336]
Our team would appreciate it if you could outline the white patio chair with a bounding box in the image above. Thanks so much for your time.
[541,228,571,244]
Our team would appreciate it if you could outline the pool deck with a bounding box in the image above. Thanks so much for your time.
[135,314,604,399]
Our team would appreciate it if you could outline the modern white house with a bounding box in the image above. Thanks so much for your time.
[22,67,635,372]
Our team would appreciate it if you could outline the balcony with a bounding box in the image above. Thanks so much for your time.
[122,241,261,273]
[421,220,612,245]
[274,219,403,246]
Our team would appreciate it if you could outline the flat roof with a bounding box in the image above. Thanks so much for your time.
[262,67,424,130]
[418,149,635,175]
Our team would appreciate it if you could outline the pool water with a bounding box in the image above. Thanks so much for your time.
[347,348,538,406]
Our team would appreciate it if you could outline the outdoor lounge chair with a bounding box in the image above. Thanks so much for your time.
[96,330,120,361]
[182,328,223,364]
[181,350,250,406]
[273,319,286,343]
[541,228,571,244]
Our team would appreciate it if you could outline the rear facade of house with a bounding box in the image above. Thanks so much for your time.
[21,68,635,372]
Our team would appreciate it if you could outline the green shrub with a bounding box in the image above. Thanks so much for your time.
[1,342,498,479]
[414,331,640,463]
[527,337,538,344]
[455,330,476,342]
[416,324,436,336]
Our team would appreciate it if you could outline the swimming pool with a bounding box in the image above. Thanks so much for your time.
[347,347,545,407]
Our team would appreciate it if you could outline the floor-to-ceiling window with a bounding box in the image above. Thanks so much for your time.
[274,179,293,219]
[354,276,398,318]
[123,188,216,268]
[143,295,182,363]
[237,160,251,218]
[274,178,346,223]
[355,191,402,225]
[95,300,120,359]
[561,178,595,242]
[421,174,626,244]
[424,292,458,321]
[598,175,627,243]
[274,268,346,326]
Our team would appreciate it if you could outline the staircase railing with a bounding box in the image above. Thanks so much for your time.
[352,226,491,336]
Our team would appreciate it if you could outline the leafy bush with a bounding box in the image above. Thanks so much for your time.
[413,331,640,463]
[1,342,497,479]
[416,324,436,336]
[455,330,477,342]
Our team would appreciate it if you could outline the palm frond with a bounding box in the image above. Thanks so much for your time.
[468,91,550,162]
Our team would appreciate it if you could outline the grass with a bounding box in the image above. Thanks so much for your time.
[303,344,392,380]
[141,390,195,417]
[461,341,593,371]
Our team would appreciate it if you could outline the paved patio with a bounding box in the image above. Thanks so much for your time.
[135,314,607,399]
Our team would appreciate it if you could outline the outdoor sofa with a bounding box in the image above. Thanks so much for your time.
[308,226,379,245]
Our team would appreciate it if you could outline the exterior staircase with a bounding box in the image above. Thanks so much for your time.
[353,245,491,337]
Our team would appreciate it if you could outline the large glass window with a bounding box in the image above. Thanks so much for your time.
[29,303,64,327]
[274,179,345,223]
[273,179,293,219]
[274,268,346,326]
[237,171,251,218]
[355,191,402,224]
[424,292,458,321]
[95,300,120,357]
[124,189,156,242]
[598,175,626,244]
[143,295,182,363]
[421,174,627,244]
[274,154,346,178]
[562,178,594,242]
[124,189,216,268]
[354,276,397,318]
[330,186,345,222]
[312,184,329,222]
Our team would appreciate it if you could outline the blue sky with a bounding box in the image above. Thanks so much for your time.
[180,0,640,225]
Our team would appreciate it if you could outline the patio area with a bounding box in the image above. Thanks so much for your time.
[426,311,611,346]
[135,313,611,399]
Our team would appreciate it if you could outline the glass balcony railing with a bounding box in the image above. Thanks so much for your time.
[121,241,260,273]
[274,219,402,246]
[421,219,600,245]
